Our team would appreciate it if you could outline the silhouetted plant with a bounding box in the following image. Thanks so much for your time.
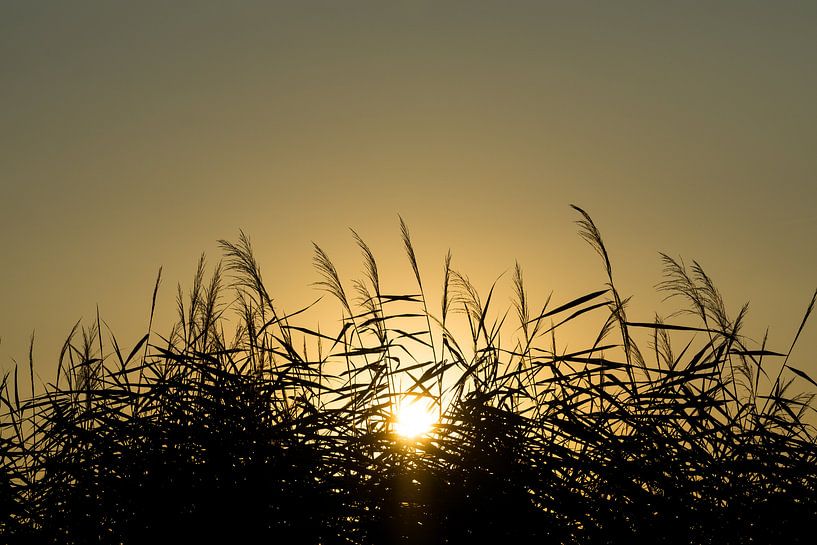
[2,206,816,544]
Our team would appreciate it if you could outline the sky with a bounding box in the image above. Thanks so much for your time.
[2,1,816,385]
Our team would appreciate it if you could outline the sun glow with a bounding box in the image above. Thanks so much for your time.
[393,396,437,439]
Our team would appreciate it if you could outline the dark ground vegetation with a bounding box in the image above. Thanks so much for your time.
[2,207,816,544]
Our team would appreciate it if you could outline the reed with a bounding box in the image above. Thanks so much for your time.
[2,206,815,544]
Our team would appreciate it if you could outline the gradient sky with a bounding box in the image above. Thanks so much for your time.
[2,1,816,382]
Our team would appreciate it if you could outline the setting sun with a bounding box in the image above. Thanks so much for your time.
[393,396,437,439]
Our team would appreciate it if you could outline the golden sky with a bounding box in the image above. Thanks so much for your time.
[2,2,816,380]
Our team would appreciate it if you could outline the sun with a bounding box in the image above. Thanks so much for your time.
[393,396,437,439]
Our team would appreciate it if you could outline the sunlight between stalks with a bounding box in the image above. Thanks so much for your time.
[393,396,437,440]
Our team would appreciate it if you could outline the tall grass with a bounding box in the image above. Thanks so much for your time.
[2,206,816,544]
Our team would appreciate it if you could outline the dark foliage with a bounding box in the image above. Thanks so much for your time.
[2,207,816,544]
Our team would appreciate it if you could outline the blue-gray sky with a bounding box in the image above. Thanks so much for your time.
[2,1,816,380]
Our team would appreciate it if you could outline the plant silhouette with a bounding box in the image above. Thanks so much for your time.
[2,206,816,544]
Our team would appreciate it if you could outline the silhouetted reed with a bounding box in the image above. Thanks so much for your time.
[2,206,816,544]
